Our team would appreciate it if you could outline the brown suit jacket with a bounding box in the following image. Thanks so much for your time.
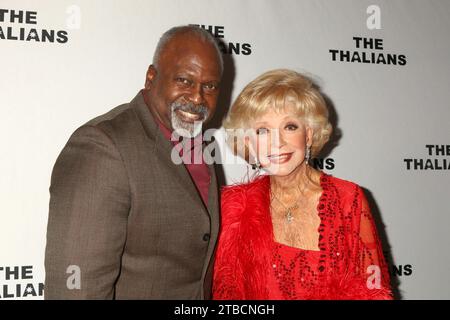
[44,92,220,299]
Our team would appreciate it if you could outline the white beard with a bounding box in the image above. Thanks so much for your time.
[170,104,205,138]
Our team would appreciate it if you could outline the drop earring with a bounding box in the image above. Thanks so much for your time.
[305,146,311,165]
[251,161,261,170]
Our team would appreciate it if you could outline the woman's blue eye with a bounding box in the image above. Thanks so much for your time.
[285,124,298,131]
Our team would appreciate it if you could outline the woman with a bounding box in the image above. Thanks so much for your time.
[212,69,393,300]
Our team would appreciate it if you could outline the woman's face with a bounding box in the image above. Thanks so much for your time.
[248,105,312,176]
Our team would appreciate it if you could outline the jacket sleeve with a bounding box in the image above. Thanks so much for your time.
[212,187,245,300]
[348,186,393,300]
[44,125,130,299]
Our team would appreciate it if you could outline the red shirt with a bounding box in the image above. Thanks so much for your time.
[153,116,210,207]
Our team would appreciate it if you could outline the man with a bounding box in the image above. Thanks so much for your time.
[44,25,223,299]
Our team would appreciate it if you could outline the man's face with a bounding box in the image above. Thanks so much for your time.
[144,34,222,137]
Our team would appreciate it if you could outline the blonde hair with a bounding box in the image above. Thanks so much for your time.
[223,69,332,161]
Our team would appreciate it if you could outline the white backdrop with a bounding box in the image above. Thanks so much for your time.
[1,0,449,299]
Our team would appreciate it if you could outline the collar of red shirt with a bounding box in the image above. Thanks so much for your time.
[151,110,211,208]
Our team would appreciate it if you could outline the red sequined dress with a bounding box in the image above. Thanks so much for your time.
[212,173,393,300]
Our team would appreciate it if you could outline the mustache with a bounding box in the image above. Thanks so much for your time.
[171,101,209,120]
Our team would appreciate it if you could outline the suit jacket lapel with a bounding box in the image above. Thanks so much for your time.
[206,163,219,221]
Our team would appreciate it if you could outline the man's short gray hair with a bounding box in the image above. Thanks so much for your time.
[152,25,224,74]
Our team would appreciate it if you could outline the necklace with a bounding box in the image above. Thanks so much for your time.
[271,179,309,224]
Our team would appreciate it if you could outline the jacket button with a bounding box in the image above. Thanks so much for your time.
[203,233,210,242]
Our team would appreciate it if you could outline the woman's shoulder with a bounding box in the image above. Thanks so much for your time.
[221,175,270,198]
[321,174,369,227]
[220,175,270,223]
[323,173,364,199]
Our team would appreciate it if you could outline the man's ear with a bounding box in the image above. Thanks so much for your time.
[145,65,157,89]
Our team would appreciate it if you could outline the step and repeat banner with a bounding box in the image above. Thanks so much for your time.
[1,0,449,299]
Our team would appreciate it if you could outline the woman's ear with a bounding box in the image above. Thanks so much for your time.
[244,134,258,165]
[244,135,252,160]
[306,125,313,147]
